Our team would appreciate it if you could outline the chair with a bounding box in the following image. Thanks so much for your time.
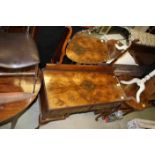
[0,27,41,127]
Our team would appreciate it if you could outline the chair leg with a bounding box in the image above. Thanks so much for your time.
[32,65,38,93]
[11,116,19,129]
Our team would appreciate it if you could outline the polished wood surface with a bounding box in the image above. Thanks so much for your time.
[66,32,121,64]
[40,64,152,123]
[0,92,34,105]
[40,64,126,123]
[43,69,125,110]
[119,75,154,110]
[46,63,114,73]
[0,73,41,123]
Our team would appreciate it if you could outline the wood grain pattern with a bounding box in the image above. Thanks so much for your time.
[43,69,125,110]
[0,73,41,123]
[40,64,152,123]
[66,33,121,64]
